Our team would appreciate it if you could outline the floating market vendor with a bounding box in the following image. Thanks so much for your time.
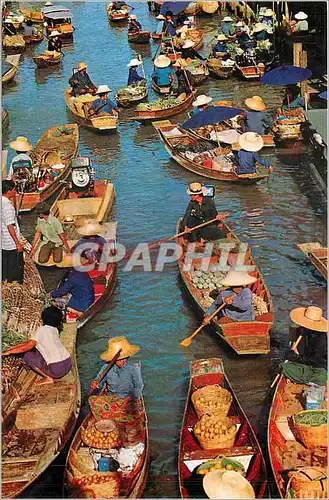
[89,336,144,400]
[202,270,257,324]
[191,94,212,115]
[89,85,119,117]
[127,58,144,85]
[161,10,177,36]
[219,16,235,38]
[235,21,251,49]
[29,203,71,265]
[236,132,274,175]
[2,306,72,386]
[181,39,206,61]
[212,33,228,55]
[72,219,106,264]
[182,182,228,243]
[294,11,309,33]
[152,55,175,88]
[128,14,142,33]
[69,61,97,96]
[260,8,275,28]
[7,136,33,180]
[47,30,62,53]
[252,22,270,41]
[172,58,194,95]
[244,96,272,135]
[23,19,38,36]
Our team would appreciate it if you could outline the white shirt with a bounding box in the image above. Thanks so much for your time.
[31,325,70,365]
[1,196,20,250]
[7,153,32,179]
[296,20,308,32]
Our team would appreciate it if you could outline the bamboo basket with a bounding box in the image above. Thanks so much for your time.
[67,469,120,495]
[286,467,328,499]
[193,415,237,450]
[91,116,117,129]
[192,385,232,418]
[293,410,328,449]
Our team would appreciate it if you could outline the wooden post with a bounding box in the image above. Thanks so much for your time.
[293,42,303,66]
[300,50,308,106]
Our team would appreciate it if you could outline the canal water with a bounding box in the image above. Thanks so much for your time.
[3,2,327,497]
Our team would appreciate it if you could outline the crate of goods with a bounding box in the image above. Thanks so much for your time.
[81,419,122,449]
[293,410,327,449]
[192,384,233,418]
[286,467,327,499]
[193,414,237,450]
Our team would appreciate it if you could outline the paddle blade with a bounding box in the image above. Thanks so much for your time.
[180,337,192,347]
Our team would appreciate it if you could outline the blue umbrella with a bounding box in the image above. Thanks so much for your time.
[319,90,327,100]
[160,2,191,15]
[182,106,242,129]
[260,65,312,86]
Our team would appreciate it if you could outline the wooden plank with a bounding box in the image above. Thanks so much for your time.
[151,119,172,129]
[2,150,8,178]
[297,242,323,255]
[15,402,72,430]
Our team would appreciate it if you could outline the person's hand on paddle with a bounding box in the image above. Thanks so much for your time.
[223,295,234,305]
[16,242,23,252]
[216,213,229,221]
[268,165,275,173]
[90,380,98,392]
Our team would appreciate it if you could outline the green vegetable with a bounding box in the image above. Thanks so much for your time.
[295,410,327,427]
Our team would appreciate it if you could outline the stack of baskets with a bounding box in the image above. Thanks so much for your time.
[192,384,233,418]
[286,467,328,499]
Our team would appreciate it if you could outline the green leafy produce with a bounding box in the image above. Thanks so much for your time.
[137,96,180,112]
[295,410,327,427]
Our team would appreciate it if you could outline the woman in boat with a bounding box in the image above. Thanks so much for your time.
[181,39,206,62]
[7,136,33,181]
[212,34,228,56]
[47,30,62,53]
[244,96,272,135]
[191,94,212,116]
[128,14,142,33]
[202,270,257,325]
[172,59,194,95]
[69,62,97,96]
[71,219,106,265]
[152,55,175,88]
[162,10,177,37]
[235,21,251,49]
[127,58,144,85]
[89,85,118,117]
[236,132,274,175]
[89,336,144,401]
[252,23,269,41]
[219,16,235,38]
[2,306,72,386]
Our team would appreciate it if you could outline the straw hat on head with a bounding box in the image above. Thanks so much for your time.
[127,58,142,67]
[220,269,257,287]
[217,33,228,41]
[187,182,206,196]
[222,16,233,22]
[290,306,328,333]
[203,470,255,499]
[182,39,195,49]
[96,84,112,94]
[154,54,171,68]
[77,61,87,71]
[100,336,140,361]
[77,219,105,236]
[264,8,275,17]
[253,22,267,33]
[245,95,266,111]
[49,30,61,37]
[156,14,166,20]
[295,11,308,20]
[44,1,53,6]
[215,129,241,145]
[239,132,264,152]
[10,136,32,152]
[192,94,213,107]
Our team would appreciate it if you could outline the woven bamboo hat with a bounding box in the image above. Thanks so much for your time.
[217,33,228,41]
[100,336,140,361]
[290,306,328,332]
[253,22,267,33]
[127,58,142,67]
[203,470,255,499]
[77,219,105,236]
[10,136,32,152]
[222,16,233,22]
[235,21,244,27]
[192,94,213,107]
[77,62,87,71]
[245,95,266,111]
[264,9,275,17]
[220,269,257,287]
[239,132,264,152]
[96,85,111,94]
[187,182,206,195]
[154,55,171,68]
[49,30,61,37]
[155,14,166,20]
[182,39,195,49]
[44,1,53,6]
[295,11,308,20]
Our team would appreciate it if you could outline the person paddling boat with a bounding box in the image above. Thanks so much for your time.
[69,61,97,96]
[236,132,274,175]
[127,58,144,85]
[89,85,119,117]
[244,96,272,135]
[191,94,212,115]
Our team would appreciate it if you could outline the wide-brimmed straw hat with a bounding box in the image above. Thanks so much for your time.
[264,8,275,17]
[96,84,112,94]
[154,55,171,68]
[187,182,206,196]
[203,470,255,499]
[49,30,61,37]
[253,22,267,33]
[222,16,233,22]
[238,132,264,152]
[245,95,266,111]
[77,61,87,71]
[10,136,32,152]
[290,306,328,332]
[182,39,195,49]
[192,94,213,107]
[215,129,241,144]
[220,269,257,287]
[44,1,53,6]
[129,14,137,20]
[100,336,140,361]
[295,11,308,20]
[77,219,105,236]
[127,58,142,67]
[217,33,228,41]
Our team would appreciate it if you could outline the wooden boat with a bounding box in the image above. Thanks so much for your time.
[107,3,130,22]
[185,62,209,86]
[16,123,79,212]
[151,78,172,95]
[207,56,235,79]
[179,358,268,498]
[173,28,204,52]
[42,6,74,39]
[151,32,162,42]
[128,30,150,44]
[268,373,327,498]
[274,108,305,142]
[2,54,20,84]
[64,392,150,497]
[2,323,81,498]
[2,35,26,51]
[22,32,43,44]
[176,218,274,354]
[297,242,328,281]
[19,7,44,23]
[115,83,147,108]
[33,51,63,68]
[134,93,194,123]
[153,120,271,184]
[65,89,118,132]
[235,63,265,80]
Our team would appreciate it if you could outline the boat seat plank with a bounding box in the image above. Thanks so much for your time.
[57,198,101,218]
[151,119,172,130]
[183,445,257,461]
[16,402,72,429]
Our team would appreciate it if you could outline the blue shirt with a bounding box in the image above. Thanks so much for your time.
[90,97,118,115]
[245,110,272,135]
[96,361,144,399]
[213,41,228,54]
[153,67,175,86]
[220,23,235,37]
[206,288,254,321]
[128,67,143,85]
[51,268,94,312]
[162,20,177,36]
[72,235,106,263]
[236,149,271,174]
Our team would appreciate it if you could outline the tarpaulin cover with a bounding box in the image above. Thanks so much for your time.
[182,106,242,129]
[42,6,72,17]
[160,2,191,15]
[282,362,327,386]
[260,65,312,85]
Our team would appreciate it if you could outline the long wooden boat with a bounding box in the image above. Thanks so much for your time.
[2,54,20,84]
[179,358,268,498]
[128,30,150,44]
[235,63,265,80]
[43,8,74,40]
[268,372,327,498]
[115,83,148,108]
[16,123,79,212]
[207,56,235,79]
[151,78,172,95]
[153,120,271,183]
[33,51,63,68]
[176,218,274,354]
[107,3,130,22]
[64,391,150,497]
[65,89,118,132]
[22,32,43,44]
[185,62,209,86]
[134,93,194,123]
[173,28,204,52]
[19,7,44,23]
[297,242,328,281]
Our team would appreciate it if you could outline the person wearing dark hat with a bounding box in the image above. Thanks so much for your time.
[29,203,71,264]
[236,133,274,175]
[89,85,118,117]
[69,62,97,96]
[162,10,177,36]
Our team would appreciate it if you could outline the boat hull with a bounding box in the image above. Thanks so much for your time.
[128,31,150,43]
[2,54,20,84]
[236,64,265,80]
[65,89,118,132]
[134,94,194,122]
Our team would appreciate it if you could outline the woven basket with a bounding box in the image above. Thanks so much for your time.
[293,410,328,449]
[192,385,232,419]
[194,414,237,450]
[286,467,328,499]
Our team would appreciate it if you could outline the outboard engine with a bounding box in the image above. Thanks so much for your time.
[70,156,94,194]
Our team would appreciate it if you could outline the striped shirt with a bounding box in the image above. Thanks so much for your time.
[1,196,20,250]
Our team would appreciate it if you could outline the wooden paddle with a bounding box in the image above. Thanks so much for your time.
[270,335,303,388]
[138,54,146,79]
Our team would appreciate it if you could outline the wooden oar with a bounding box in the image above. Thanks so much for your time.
[138,54,146,79]
[270,335,303,388]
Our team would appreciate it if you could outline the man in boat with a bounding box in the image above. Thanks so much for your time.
[181,39,206,62]
[128,14,142,33]
[29,203,71,265]
[152,55,175,88]
[89,85,119,117]
[7,136,33,183]
[191,94,212,116]
[172,58,194,95]
[236,132,274,176]
[23,19,38,37]
[127,58,145,85]
[219,16,235,38]
[1,180,24,284]
[252,23,270,41]
[47,30,62,53]
[244,96,272,136]
[202,270,257,325]
[71,219,106,265]
[212,34,229,56]
[111,1,127,11]
[161,10,177,37]
[69,62,97,97]
[182,182,227,243]
[2,306,72,386]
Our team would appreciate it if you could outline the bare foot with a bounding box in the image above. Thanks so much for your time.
[36,377,54,386]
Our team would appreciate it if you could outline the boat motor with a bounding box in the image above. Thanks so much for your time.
[70,156,94,193]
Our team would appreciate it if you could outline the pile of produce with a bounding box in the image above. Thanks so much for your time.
[256,40,272,51]
[81,424,121,449]
[2,356,22,394]
[194,414,237,450]
[190,269,228,290]
[252,293,268,315]
[287,467,327,499]
[30,126,76,166]
[136,95,182,112]
[196,456,245,476]
[175,139,214,154]
[192,384,232,418]
[3,35,25,48]
[294,410,327,427]
[117,82,146,99]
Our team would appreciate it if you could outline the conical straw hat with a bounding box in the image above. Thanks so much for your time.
[238,132,264,152]
[10,136,32,152]
[245,96,266,111]
[192,94,213,107]
[77,219,105,236]
[77,61,87,71]
[253,22,267,33]
[290,306,328,332]
[203,470,255,499]
[295,11,308,20]
[220,269,257,287]
[100,336,140,361]
[154,55,171,68]
[127,58,142,67]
